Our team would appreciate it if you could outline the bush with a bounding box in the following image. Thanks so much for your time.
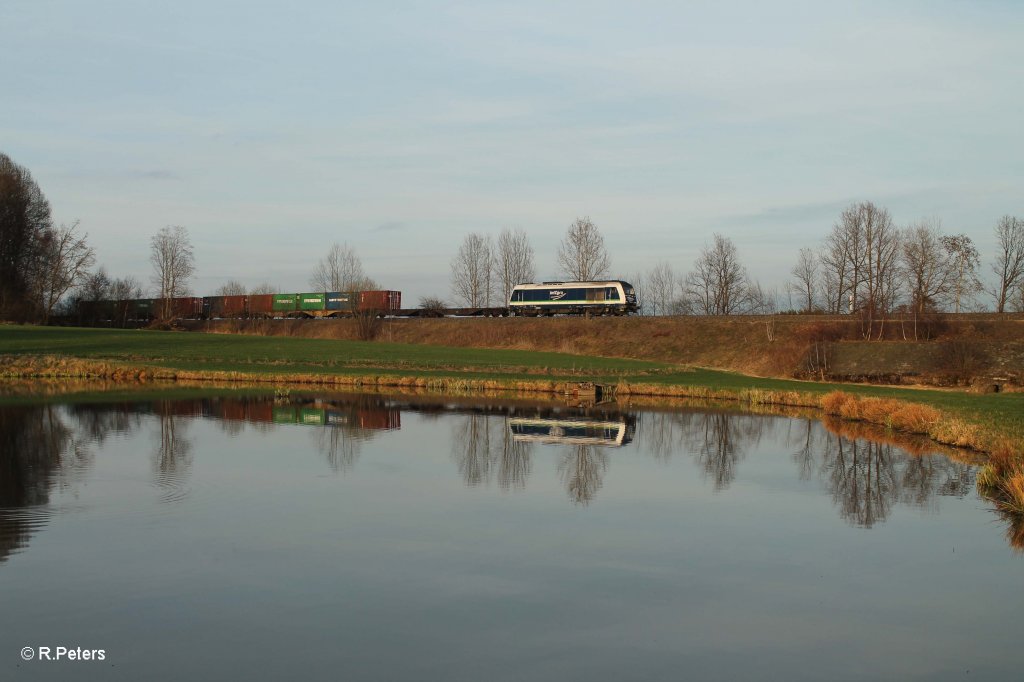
[354,309,382,341]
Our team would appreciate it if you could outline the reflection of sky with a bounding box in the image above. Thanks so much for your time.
[3,2,1023,301]
[0,404,1018,681]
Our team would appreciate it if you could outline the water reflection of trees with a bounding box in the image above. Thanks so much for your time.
[786,417,975,528]
[151,402,195,503]
[640,408,976,528]
[639,411,770,490]
[451,415,533,492]
[316,424,381,473]
[558,445,608,505]
[0,396,997,557]
[0,406,88,563]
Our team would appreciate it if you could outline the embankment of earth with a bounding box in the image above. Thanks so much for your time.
[184,315,1024,389]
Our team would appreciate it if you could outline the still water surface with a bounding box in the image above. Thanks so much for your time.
[1,393,1020,681]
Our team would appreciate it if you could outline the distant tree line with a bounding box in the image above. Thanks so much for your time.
[5,151,1022,325]
[636,201,1024,336]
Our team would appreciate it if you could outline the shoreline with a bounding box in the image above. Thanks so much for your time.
[0,354,1009,454]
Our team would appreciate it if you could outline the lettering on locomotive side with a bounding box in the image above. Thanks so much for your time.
[549,290,567,300]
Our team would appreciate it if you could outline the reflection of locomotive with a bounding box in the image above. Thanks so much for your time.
[509,415,636,447]
[78,280,639,322]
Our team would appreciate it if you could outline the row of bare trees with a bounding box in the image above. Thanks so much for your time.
[449,227,538,307]
[448,217,615,307]
[638,202,1024,324]
[809,206,1023,317]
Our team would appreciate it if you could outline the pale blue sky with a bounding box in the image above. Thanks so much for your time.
[2,0,1021,302]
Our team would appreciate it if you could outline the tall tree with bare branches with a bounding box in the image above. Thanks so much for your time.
[494,227,535,304]
[646,261,677,316]
[901,219,953,316]
[557,217,611,281]
[820,208,864,314]
[110,275,143,327]
[450,232,494,307]
[150,225,194,320]
[860,203,901,335]
[941,234,981,313]
[310,242,377,292]
[790,247,818,313]
[990,215,1024,313]
[34,220,95,323]
[822,202,900,333]
[684,234,749,315]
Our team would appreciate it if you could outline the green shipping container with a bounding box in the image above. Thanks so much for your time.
[272,294,298,312]
[272,406,297,424]
[300,408,325,426]
[298,292,326,311]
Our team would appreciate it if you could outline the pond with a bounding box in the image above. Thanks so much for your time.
[1,391,1020,681]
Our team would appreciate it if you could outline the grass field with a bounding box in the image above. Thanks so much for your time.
[1,324,1022,441]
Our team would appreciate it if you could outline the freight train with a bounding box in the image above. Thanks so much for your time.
[79,280,638,323]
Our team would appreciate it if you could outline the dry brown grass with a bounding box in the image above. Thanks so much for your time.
[820,391,942,434]
[185,315,1024,378]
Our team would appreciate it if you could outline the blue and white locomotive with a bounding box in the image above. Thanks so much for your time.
[508,280,639,316]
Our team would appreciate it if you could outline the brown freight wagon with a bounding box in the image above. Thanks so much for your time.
[170,297,204,319]
[204,295,248,319]
[358,291,401,312]
[248,294,274,318]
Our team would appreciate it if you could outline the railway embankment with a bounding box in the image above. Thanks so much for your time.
[184,314,1024,390]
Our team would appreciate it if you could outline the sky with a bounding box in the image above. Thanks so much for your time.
[2,0,1022,304]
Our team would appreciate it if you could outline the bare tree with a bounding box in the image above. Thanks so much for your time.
[80,266,111,303]
[749,281,779,341]
[646,261,677,316]
[150,225,194,320]
[557,217,611,281]
[940,234,981,313]
[790,247,818,313]
[34,220,96,323]
[822,202,900,333]
[450,232,494,307]
[110,275,143,301]
[901,219,955,316]
[683,233,749,315]
[215,279,246,296]
[249,282,278,295]
[990,215,1024,313]
[820,210,863,314]
[310,242,377,292]
[111,275,143,327]
[861,204,901,337]
[494,227,535,304]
